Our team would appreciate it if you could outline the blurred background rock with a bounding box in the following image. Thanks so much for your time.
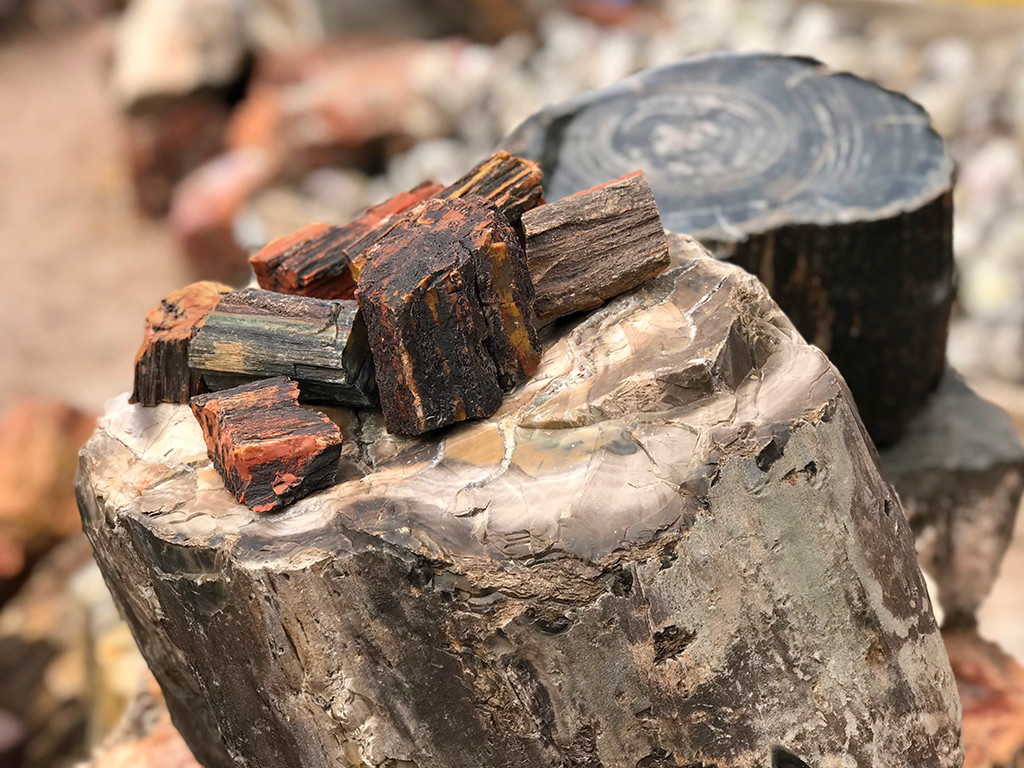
[2,0,1024,766]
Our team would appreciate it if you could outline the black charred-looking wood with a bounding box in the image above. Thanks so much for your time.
[190,377,343,513]
[437,150,545,228]
[503,52,955,446]
[522,170,670,322]
[356,196,541,435]
[249,182,443,300]
[188,289,377,407]
[130,281,232,406]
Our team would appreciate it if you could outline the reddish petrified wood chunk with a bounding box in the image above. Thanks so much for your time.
[190,377,343,513]
[131,281,232,406]
[521,170,670,322]
[356,196,540,435]
[249,181,443,299]
[437,150,545,228]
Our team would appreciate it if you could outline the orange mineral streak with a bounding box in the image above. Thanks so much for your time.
[486,239,540,376]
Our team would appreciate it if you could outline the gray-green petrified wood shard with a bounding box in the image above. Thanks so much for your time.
[188,288,377,407]
[76,236,962,768]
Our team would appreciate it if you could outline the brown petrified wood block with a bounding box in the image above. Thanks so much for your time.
[357,196,541,435]
[78,236,961,768]
[879,370,1024,626]
[522,170,670,322]
[188,288,377,407]
[437,150,545,228]
[249,181,443,299]
[944,627,1024,768]
[190,377,343,513]
[130,281,232,406]
[504,53,954,446]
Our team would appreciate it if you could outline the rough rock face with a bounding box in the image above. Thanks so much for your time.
[77,237,961,768]
[880,370,1024,625]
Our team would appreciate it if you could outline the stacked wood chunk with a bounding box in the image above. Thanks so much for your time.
[188,288,377,407]
[129,151,676,511]
[356,196,541,435]
[190,377,343,513]
[130,281,231,405]
[249,181,442,299]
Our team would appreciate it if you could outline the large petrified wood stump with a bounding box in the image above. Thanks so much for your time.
[879,370,1024,626]
[503,53,955,446]
[76,237,961,768]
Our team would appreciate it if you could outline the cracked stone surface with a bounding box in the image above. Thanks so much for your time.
[76,236,962,768]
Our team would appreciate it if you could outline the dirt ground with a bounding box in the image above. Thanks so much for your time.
[1,20,1022,666]
[0,22,189,415]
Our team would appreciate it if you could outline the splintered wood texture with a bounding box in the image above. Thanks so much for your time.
[522,170,670,322]
[357,196,540,435]
[130,281,232,406]
[190,377,342,513]
[249,181,442,299]
[188,289,377,407]
[438,150,545,227]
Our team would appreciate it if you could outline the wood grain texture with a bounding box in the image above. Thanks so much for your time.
[78,237,962,768]
[188,289,377,407]
[249,181,443,300]
[357,196,540,435]
[503,52,955,445]
[522,170,670,322]
[438,150,545,228]
[190,377,342,513]
[130,281,232,406]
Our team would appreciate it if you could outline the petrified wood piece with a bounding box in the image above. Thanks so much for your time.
[944,628,1024,768]
[503,52,955,446]
[249,181,443,299]
[130,281,231,406]
[879,370,1024,626]
[437,149,545,228]
[78,236,961,768]
[190,377,343,513]
[521,170,669,322]
[188,288,377,407]
[357,196,540,435]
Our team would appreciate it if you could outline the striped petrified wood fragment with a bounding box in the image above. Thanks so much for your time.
[249,181,443,299]
[130,281,232,406]
[437,150,545,228]
[189,377,342,513]
[522,170,670,323]
[356,196,541,435]
[188,289,377,407]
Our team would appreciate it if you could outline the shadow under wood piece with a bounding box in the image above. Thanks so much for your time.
[249,181,443,300]
[522,170,670,323]
[188,288,377,407]
[77,236,961,768]
[130,281,232,406]
[437,150,545,229]
[357,196,540,435]
[503,52,954,446]
[190,377,343,513]
[879,369,1024,626]
[944,627,1024,768]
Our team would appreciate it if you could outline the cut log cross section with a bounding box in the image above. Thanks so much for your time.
[503,52,955,445]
